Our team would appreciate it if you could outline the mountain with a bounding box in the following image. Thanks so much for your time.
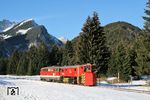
[0,19,16,32]
[58,37,67,44]
[71,21,142,52]
[104,21,142,49]
[0,19,63,56]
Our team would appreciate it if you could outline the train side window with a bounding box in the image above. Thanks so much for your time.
[56,68,60,72]
[48,69,51,72]
[43,68,48,71]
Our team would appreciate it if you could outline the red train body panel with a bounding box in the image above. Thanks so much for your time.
[40,63,96,86]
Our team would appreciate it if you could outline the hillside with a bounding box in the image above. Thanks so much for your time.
[104,21,142,49]
[71,21,142,51]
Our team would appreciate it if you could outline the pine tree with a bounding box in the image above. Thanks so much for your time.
[81,16,93,63]
[0,58,7,75]
[114,43,127,77]
[126,48,137,76]
[77,12,110,74]
[122,48,137,81]
[16,52,29,75]
[143,0,150,32]
[134,34,150,76]
[27,43,51,75]
[76,33,90,64]
[61,41,74,65]
[27,46,38,75]
[90,12,110,74]
[107,43,137,81]
[7,50,21,74]
[50,45,62,66]
[37,43,50,73]
[107,52,118,77]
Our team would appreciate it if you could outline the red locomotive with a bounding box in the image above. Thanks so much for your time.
[40,63,96,86]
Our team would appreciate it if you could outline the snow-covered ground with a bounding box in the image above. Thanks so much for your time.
[0,75,150,100]
[98,80,150,92]
[116,80,150,92]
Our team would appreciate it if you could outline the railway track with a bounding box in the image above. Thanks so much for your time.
[97,85,150,94]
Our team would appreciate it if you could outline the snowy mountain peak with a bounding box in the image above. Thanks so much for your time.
[23,18,33,22]
[58,37,67,44]
[0,19,16,32]
[2,24,15,32]
[20,19,37,26]
[14,19,37,30]
[0,19,63,56]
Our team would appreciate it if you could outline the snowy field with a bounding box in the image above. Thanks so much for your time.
[0,75,150,100]
[98,80,150,92]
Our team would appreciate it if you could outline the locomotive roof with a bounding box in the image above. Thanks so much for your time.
[41,63,92,69]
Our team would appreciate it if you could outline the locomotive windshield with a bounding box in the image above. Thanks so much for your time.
[84,65,91,72]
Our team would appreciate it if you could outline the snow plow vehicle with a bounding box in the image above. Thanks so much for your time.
[40,63,96,86]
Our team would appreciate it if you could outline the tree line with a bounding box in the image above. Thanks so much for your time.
[0,43,56,75]
[0,0,150,81]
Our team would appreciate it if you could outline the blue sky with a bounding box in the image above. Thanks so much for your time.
[0,0,147,40]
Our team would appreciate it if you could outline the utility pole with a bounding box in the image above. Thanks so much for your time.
[130,75,133,85]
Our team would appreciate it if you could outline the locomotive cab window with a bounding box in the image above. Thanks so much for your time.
[84,65,91,72]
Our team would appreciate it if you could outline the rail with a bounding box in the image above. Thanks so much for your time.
[97,83,150,94]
